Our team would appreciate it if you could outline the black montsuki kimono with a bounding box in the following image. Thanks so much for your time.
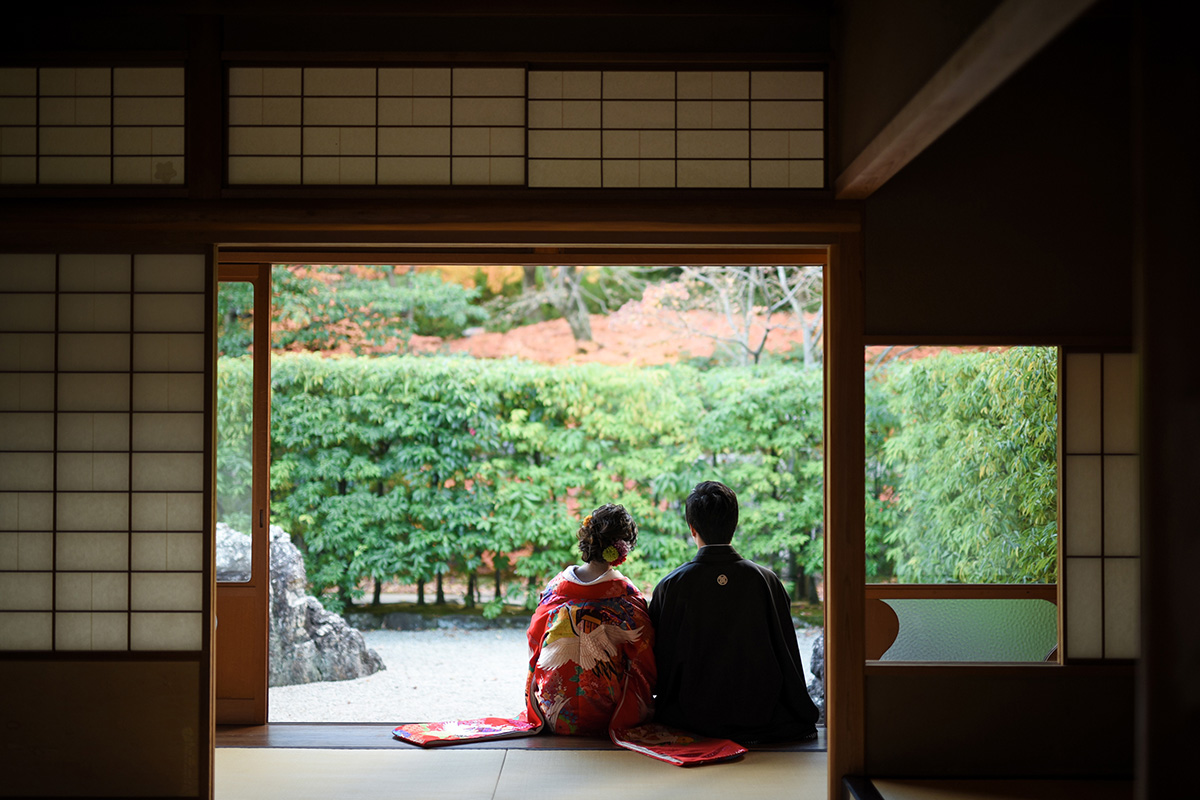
[648,544,819,744]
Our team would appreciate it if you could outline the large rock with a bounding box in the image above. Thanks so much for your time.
[807,631,826,725]
[215,522,252,582]
[268,525,385,687]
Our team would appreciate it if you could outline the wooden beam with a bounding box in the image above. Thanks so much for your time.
[0,196,859,250]
[825,232,866,798]
[835,0,1097,200]
[218,248,828,267]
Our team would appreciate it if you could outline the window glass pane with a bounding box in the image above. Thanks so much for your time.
[865,346,1059,584]
[879,598,1057,662]
[216,280,254,582]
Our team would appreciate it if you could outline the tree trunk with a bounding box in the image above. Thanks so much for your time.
[372,579,383,607]
[465,571,476,608]
[435,572,445,605]
[494,567,503,601]
[521,265,544,321]
[560,267,593,342]
[416,579,425,606]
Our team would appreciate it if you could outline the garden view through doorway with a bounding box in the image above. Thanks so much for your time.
[216,263,830,724]
[216,263,1060,726]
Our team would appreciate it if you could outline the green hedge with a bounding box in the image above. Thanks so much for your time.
[216,348,1057,613]
[218,355,824,611]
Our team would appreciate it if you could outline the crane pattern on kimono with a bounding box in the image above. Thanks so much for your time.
[537,605,643,672]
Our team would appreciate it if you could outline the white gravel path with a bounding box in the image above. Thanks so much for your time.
[269,627,823,723]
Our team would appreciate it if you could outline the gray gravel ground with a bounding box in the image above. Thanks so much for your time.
[269,627,823,723]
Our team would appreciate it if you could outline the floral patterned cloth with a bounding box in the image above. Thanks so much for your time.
[392,567,746,766]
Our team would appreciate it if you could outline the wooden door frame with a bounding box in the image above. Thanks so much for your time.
[214,243,866,800]
[214,262,272,724]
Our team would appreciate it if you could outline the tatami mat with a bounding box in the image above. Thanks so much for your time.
[216,749,506,800]
[495,750,827,800]
[216,747,828,800]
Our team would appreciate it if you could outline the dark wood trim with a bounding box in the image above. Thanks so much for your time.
[0,197,860,250]
[1055,349,1066,665]
[835,0,1098,200]
[219,248,829,267]
[825,232,866,799]
[864,662,1134,677]
[215,722,827,751]
[862,335,1133,348]
[0,52,188,66]
[202,246,216,800]
[0,652,206,661]
[221,51,830,67]
[188,17,224,200]
[0,187,191,200]
[843,776,886,800]
[865,584,1058,601]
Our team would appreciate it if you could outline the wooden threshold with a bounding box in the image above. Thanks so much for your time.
[216,723,827,752]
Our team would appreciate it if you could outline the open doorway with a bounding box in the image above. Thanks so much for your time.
[215,258,828,728]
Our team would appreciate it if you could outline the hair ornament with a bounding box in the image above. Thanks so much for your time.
[601,540,631,566]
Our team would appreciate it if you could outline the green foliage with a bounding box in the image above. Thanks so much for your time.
[216,345,1060,611]
[272,266,487,354]
[875,347,1059,583]
[696,365,825,593]
[216,281,255,357]
[215,356,254,534]
[220,355,829,609]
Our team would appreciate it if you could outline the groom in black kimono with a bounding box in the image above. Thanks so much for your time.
[648,480,819,744]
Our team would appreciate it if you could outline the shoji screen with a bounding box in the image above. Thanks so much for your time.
[0,253,208,652]
[527,69,825,188]
[1062,351,1140,660]
[227,66,526,186]
[0,67,186,185]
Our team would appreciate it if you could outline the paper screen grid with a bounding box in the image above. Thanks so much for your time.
[0,253,206,651]
[527,69,825,188]
[227,67,526,186]
[1062,351,1140,660]
[225,66,825,188]
[0,68,186,185]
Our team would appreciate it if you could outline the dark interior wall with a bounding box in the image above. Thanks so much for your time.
[835,0,1002,172]
[866,668,1135,777]
[5,2,833,59]
[861,1,1134,341]
[0,661,203,797]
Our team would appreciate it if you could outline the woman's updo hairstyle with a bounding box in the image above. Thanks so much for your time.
[577,503,638,566]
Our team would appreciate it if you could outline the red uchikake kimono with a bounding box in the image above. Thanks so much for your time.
[393,568,746,766]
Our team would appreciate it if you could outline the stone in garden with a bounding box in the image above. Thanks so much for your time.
[215,522,252,582]
[268,525,385,687]
[807,631,826,725]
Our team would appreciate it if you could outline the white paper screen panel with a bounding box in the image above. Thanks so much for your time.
[226,66,825,188]
[0,68,185,185]
[528,69,824,188]
[228,67,525,186]
[1061,351,1141,660]
[0,253,206,652]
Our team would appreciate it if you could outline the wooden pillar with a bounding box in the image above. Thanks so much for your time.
[825,232,867,797]
[187,15,223,200]
[1133,2,1200,797]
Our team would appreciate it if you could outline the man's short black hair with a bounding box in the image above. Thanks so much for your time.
[685,481,738,545]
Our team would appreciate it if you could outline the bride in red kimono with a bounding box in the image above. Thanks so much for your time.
[524,503,653,735]
[393,504,745,766]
